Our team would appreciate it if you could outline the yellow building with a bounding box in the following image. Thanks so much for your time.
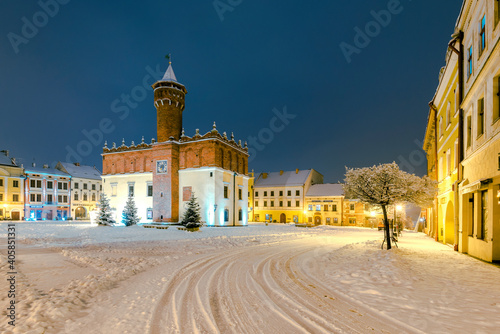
[304,184,343,225]
[253,169,323,223]
[427,44,460,246]
[457,0,500,262]
[0,151,24,220]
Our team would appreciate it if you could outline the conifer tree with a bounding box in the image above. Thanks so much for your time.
[122,195,139,226]
[96,193,114,226]
[181,194,202,228]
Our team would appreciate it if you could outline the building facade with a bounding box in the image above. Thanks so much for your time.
[457,0,500,262]
[304,183,343,225]
[55,162,102,220]
[0,151,24,220]
[102,62,249,225]
[24,164,71,220]
[252,169,323,223]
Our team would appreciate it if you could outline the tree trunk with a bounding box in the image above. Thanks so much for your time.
[382,205,391,250]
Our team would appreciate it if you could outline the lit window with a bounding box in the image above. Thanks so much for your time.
[224,209,229,222]
[468,46,473,78]
[147,208,153,219]
[308,205,313,211]
[479,15,486,54]
[316,205,321,211]
[350,204,355,211]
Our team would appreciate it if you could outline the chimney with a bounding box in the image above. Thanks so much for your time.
[280,170,283,175]
[32,162,36,167]
[43,164,49,169]
[296,169,299,174]
[262,173,268,179]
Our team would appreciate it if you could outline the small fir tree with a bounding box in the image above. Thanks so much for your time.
[96,193,114,226]
[181,194,202,228]
[122,195,139,226]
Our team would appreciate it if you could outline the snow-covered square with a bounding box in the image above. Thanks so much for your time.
[1,222,500,333]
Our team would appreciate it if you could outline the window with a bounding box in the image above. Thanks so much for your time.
[12,194,19,202]
[350,204,355,211]
[147,208,153,219]
[469,193,475,236]
[128,185,134,197]
[29,194,35,202]
[147,185,153,197]
[308,217,313,223]
[30,179,35,188]
[477,98,484,137]
[74,193,79,201]
[293,215,298,223]
[224,185,229,199]
[13,180,19,188]
[316,205,321,211]
[296,201,300,207]
[478,191,488,240]
[438,116,443,138]
[111,183,117,196]
[455,88,460,114]
[468,46,473,78]
[270,191,274,196]
[479,15,486,54]
[36,180,42,188]
[255,201,259,207]
[465,114,472,148]
[36,194,41,202]
[0,179,3,187]
[296,190,300,196]
[279,191,283,196]
[324,205,328,211]
[58,195,62,202]
[334,218,338,224]
[326,217,331,224]
[224,209,229,222]
[332,204,337,212]
[270,201,274,207]
[447,149,451,176]
[0,208,2,216]
[287,201,291,207]
[58,182,62,190]
[308,204,313,211]
[279,201,283,207]
[495,76,500,122]
[92,194,96,201]
[264,191,268,197]
[64,182,68,190]
[264,201,268,207]
[47,181,53,189]
[255,191,259,197]
[238,209,242,221]
[349,218,356,225]
[83,183,88,190]
[446,102,451,126]
[238,188,242,200]
[92,184,96,190]
[74,182,79,189]
[287,190,291,196]
[47,194,53,203]
[64,195,67,203]
[83,193,88,201]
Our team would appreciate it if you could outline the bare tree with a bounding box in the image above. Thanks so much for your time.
[343,162,436,249]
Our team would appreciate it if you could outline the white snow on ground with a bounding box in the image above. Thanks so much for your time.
[0,222,499,333]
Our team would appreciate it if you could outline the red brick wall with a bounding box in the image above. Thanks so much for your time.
[102,149,154,175]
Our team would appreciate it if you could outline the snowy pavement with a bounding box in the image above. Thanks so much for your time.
[1,222,499,333]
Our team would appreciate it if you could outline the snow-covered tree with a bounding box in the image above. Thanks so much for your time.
[122,195,139,226]
[181,194,202,229]
[96,193,114,226]
[343,162,436,249]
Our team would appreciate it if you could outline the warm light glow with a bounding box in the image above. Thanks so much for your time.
[371,211,375,217]
[396,205,403,211]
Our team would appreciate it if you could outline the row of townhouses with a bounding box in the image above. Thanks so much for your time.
[0,150,101,221]
[423,0,500,262]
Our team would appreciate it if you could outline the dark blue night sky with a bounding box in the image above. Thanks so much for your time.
[0,0,461,182]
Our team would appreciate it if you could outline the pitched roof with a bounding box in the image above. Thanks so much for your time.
[56,162,101,180]
[25,165,70,177]
[0,153,16,167]
[161,63,177,82]
[306,184,344,197]
[254,170,312,187]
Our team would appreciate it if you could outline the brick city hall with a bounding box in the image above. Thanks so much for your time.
[102,62,250,226]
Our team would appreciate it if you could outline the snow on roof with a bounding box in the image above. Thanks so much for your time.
[254,170,312,187]
[306,184,344,197]
[25,165,70,177]
[57,162,101,180]
[0,153,16,167]
[161,63,177,82]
